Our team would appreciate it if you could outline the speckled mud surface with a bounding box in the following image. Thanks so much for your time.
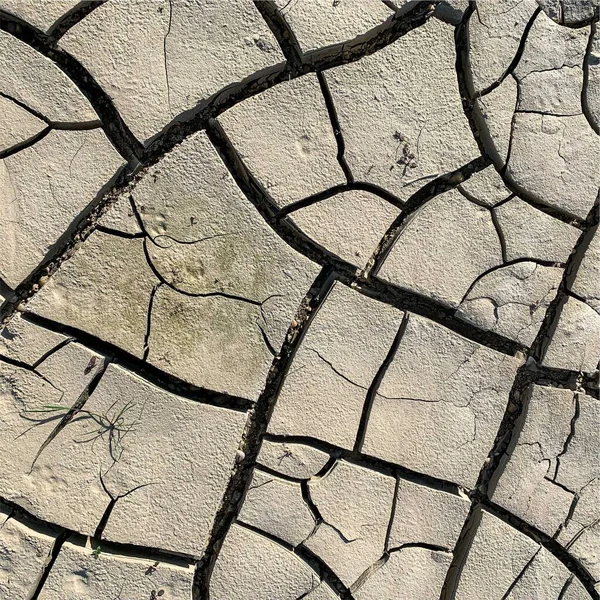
[0,1,598,599]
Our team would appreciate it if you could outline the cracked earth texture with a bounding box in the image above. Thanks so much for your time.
[0,0,598,599]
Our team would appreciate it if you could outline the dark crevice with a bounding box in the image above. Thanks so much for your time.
[300,479,357,545]
[433,1,466,26]
[457,181,513,209]
[544,475,576,497]
[439,504,482,600]
[368,155,491,277]
[456,4,593,225]
[278,184,351,218]
[207,119,524,356]
[456,257,564,308]
[317,71,354,183]
[236,519,354,599]
[0,90,49,123]
[264,433,465,498]
[95,225,145,239]
[253,463,306,484]
[309,348,367,390]
[276,180,404,219]
[474,7,542,98]
[514,108,583,117]
[253,0,303,67]
[490,207,509,263]
[531,199,598,365]
[352,180,406,208]
[313,454,339,480]
[95,475,156,539]
[552,393,581,484]
[142,283,162,361]
[558,575,576,600]
[191,267,337,600]
[48,119,104,130]
[454,3,494,163]
[1,495,196,566]
[462,183,583,232]
[20,312,253,412]
[445,199,600,599]
[499,547,541,600]
[564,515,600,554]
[562,493,581,532]
[389,541,450,554]
[28,357,110,471]
[27,530,69,600]
[483,500,600,599]
[31,336,75,369]
[352,541,452,594]
[474,199,598,503]
[0,127,52,160]
[46,1,107,42]
[258,322,278,358]
[354,313,409,452]
[532,366,599,400]
[0,277,14,301]
[0,10,144,162]
[384,476,400,552]
[142,237,261,306]
[163,0,173,117]
[0,353,64,394]
[517,195,586,229]
[500,73,521,175]
[0,120,104,160]
[582,20,600,134]
[381,0,400,13]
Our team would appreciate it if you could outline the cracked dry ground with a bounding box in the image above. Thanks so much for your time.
[0,1,599,599]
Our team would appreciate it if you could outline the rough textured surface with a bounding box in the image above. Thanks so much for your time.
[377,189,503,308]
[58,0,171,142]
[0,95,45,152]
[0,30,97,123]
[0,130,122,288]
[363,314,522,488]
[0,313,67,365]
[289,190,399,268]
[238,469,315,547]
[388,480,469,550]
[38,540,195,600]
[1,1,599,598]
[25,231,157,358]
[494,384,600,577]
[354,547,452,600]
[495,198,581,263]
[0,0,79,32]
[542,295,600,373]
[257,440,330,479]
[268,282,404,448]
[211,524,324,600]
[59,0,283,141]
[454,509,541,600]
[90,365,248,557]
[570,230,600,313]
[305,460,396,587]
[0,516,55,599]
[457,263,564,346]
[274,0,394,52]
[219,74,345,208]
[470,6,600,220]
[326,17,479,202]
